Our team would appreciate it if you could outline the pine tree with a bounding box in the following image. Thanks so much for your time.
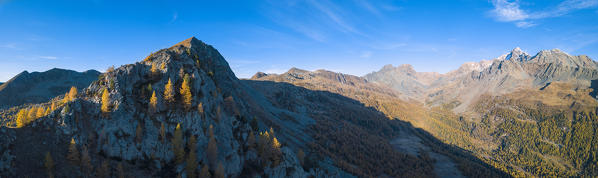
[159,122,166,143]
[101,88,110,113]
[81,145,93,175]
[199,164,211,178]
[197,102,204,116]
[149,91,158,113]
[36,106,45,118]
[164,78,175,103]
[186,135,198,178]
[150,62,158,74]
[207,132,218,169]
[97,159,110,178]
[271,137,282,166]
[180,74,192,110]
[67,138,80,165]
[172,123,184,164]
[297,149,305,167]
[16,108,28,127]
[247,131,256,150]
[68,86,78,101]
[45,107,51,116]
[214,162,225,178]
[44,152,55,178]
[136,123,143,143]
[28,106,37,121]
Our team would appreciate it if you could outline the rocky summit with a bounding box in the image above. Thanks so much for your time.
[0,37,310,177]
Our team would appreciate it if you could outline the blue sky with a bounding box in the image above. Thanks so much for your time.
[0,0,597,81]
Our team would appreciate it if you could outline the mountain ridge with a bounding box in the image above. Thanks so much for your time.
[0,68,100,110]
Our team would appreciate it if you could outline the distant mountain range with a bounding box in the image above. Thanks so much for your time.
[365,47,598,112]
[0,68,100,110]
[1,38,597,177]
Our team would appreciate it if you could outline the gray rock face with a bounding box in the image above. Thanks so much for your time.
[0,37,312,177]
[0,68,100,109]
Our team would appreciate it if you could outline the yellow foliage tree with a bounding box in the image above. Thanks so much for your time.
[67,138,80,165]
[44,152,55,178]
[180,74,192,110]
[16,108,28,128]
[199,164,211,178]
[68,86,77,101]
[45,107,51,116]
[150,62,158,74]
[207,131,218,168]
[101,88,110,113]
[164,78,175,103]
[215,162,225,178]
[160,122,166,143]
[28,107,37,121]
[172,123,184,164]
[36,106,45,118]
[149,91,158,113]
[186,135,198,178]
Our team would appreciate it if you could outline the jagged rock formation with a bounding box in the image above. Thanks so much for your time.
[0,68,100,109]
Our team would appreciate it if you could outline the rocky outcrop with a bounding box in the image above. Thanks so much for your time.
[0,37,312,177]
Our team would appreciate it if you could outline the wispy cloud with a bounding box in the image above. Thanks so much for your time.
[489,0,529,22]
[489,0,598,28]
[170,11,178,23]
[360,51,372,58]
[38,56,58,60]
[306,0,361,35]
[515,21,536,28]
[353,0,382,17]
[0,43,17,49]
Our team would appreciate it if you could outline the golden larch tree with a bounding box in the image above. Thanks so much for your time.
[186,135,198,178]
[172,123,184,164]
[81,145,93,175]
[101,88,110,113]
[149,91,158,113]
[180,74,192,110]
[68,86,77,101]
[28,107,37,121]
[199,164,211,178]
[16,108,28,128]
[67,138,80,165]
[214,162,225,178]
[159,122,166,143]
[36,106,45,118]
[150,62,158,74]
[164,78,175,103]
[136,123,143,144]
[44,152,55,178]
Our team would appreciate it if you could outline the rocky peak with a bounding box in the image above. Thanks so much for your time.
[170,36,202,49]
[505,47,530,61]
[250,71,268,79]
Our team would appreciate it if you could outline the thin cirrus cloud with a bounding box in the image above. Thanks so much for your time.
[489,0,598,28]
[38,56,58,60]
[264,0,376,42]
